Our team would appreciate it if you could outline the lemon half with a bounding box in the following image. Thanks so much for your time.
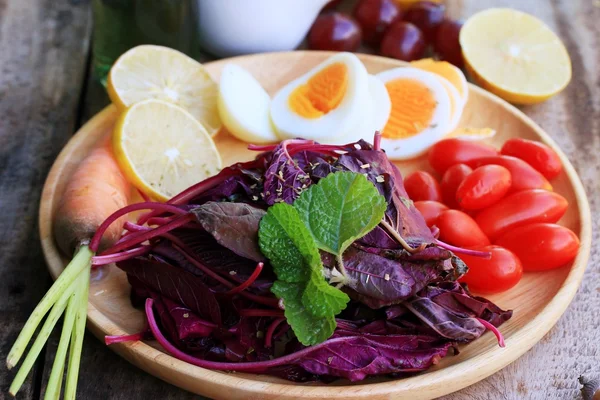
[460,8,571,104]
[108,45,222,136]
[113,99,222,201]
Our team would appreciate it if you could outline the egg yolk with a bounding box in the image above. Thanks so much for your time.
[383,79,436,139]
[288,63,348,119]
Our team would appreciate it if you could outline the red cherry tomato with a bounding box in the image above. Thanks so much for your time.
[456,165,512,210]
[308,12,362,52]
[495,223,580,271]
[414,200,448,227]
[500,138,563,180]
[467,155,552,193]
[459,245,523,294]
[428,139,498,174]
[434,19,464,68]
[353,0,402,46]
[380,21,427,61]
[403,1,445,42]
[404,171,443,202]
[475,189,568,241]
[437,209,490,247]
[440,163,472,208]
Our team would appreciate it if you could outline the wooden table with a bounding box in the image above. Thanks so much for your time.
[1,0,598,399]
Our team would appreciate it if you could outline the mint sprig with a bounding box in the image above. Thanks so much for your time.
[294,171,387,258]
[259,172,386,345]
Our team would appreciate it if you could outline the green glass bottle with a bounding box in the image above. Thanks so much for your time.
[92,0,200,85]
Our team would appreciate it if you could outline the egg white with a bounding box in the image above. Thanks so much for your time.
[437,76,464,133]
[270,52,370,142]
[217,63,278,144]
[344,75,392,143]
[376,67,453,160]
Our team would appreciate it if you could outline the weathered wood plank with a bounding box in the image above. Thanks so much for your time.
[0,0,92,397]
[442,0,600,399]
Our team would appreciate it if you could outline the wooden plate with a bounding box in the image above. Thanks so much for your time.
[39,52,592,400]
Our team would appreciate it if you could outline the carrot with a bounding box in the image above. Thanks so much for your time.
[8,135,130,400]
[54,135,130,254]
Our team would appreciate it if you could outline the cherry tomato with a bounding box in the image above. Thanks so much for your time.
[403,1,445,42]
[428,139,498,174]
[437,209,490,247]
[380,21,427,61]
[414,200,448,227]
[495,223,579,271]
[404,171,443,202]
[459,246,523,294]
[467,155,552,193]
[500,138,563,180]
[475,189,568,241]
[308,12,362,52]
[434,19,464,68]
[456,165,511,210]
[353,0,402,46]
[440,163,472,208]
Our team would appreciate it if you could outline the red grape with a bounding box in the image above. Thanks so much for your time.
[323,0,342,11]
[403,1,446,43]
[308,12,362,52]
[353,0,402,46]
[380,22,426,61]
[434,19,464,68]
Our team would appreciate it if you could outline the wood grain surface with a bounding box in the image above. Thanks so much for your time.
[1,0,599,399]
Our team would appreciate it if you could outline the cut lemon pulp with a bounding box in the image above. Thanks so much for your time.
[113,99,222,201]
[108,45,222,136]
[460,8,571,104]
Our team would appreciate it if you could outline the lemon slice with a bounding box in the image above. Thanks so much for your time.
[113,99,222,201]
[460,8,571,104]
[108,45,222,136]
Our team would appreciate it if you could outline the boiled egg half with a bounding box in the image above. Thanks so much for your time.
[376,67,453,159]
[217,63,279,144]
[270,53,370,144]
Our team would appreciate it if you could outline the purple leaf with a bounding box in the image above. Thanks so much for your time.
[192,202,266,262]
[405,282,512,342]
[118,257,222,325]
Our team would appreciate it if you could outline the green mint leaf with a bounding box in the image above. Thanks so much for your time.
[294,171,387,256]
[271,281,336,346]
[302,275,349,318]
[259,202,349,345]
[258,203,316,283]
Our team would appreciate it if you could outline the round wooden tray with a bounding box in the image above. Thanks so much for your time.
[39,52,592,400]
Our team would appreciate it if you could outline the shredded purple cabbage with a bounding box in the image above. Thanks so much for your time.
[98,136,512,382]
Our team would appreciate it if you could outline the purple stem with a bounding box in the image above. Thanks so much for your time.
[105,331,146,346]
[373,130,382,151]
[145,298,362,372]
[224,263,263,296]
[264,318,286,348]
[101,214,194,255]
[90,202,187,252]
[124,221,147,232]
[92,245,152,266]
[476,318,506,347]
[434,239,492,259]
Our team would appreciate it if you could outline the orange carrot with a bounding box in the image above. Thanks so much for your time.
[54,135,130,255]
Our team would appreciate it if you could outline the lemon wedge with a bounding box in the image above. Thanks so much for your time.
[460,8,571,104]
[113,99,222,201]
[107,45,222,136]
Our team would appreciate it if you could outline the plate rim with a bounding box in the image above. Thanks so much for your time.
[39,51,592,400]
